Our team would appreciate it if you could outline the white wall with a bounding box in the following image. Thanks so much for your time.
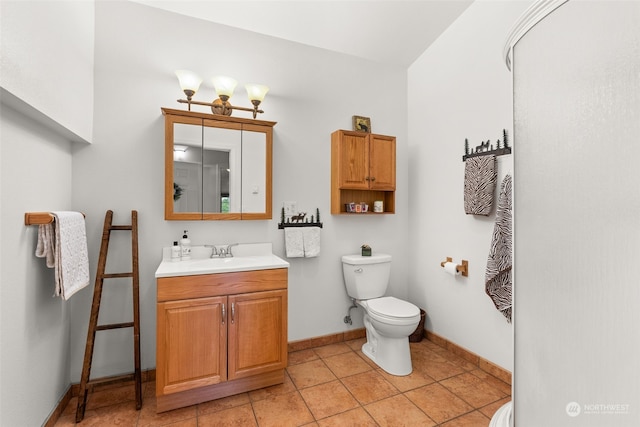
[0,2,94,425]
[0,1,538,423]
[0,105,74,426]
[0,0,94,143]
[407,0,532,372]
[513,1,640,425]
[68,1,409,382]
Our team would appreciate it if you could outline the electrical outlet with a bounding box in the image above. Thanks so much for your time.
[283,201,297,220]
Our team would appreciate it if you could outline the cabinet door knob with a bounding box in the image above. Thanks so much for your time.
[221,303,226,325]
[370,177,376,181]
[365,176,370,181]
[231,303,235,324]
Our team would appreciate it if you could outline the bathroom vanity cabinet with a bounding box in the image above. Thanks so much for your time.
[331,129,396,214]
[155,268,288,412]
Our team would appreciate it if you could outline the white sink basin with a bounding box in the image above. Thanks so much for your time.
[155,243,289,278]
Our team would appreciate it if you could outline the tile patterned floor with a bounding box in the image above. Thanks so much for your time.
[54,338,511,426]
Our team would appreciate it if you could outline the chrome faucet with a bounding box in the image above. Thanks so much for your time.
[205,245,219,258]
[221,243,239,257]
[205,243,238,258]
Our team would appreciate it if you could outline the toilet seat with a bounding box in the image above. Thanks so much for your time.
[361,297,420,325]
[367,296,420,318]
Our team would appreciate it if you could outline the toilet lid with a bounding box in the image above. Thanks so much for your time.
[367,297,420,318]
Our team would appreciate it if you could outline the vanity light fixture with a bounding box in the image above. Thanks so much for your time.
[174,70,269,119]
[173,144,188,160]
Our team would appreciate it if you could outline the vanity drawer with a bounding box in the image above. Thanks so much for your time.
[157,268,288,302]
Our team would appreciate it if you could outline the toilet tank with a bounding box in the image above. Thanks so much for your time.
[342,253,392,300]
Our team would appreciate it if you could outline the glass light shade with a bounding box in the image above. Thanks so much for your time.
[245,84,269,102]
[211,76,238,98]
[175,70,202,93]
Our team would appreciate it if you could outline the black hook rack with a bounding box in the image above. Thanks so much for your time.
[278,207,323,229]
[462,129,512,161]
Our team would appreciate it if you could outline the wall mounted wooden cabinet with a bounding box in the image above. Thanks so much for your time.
[156,269,288,412]
[331,129,396,214]
[162,108,276,220]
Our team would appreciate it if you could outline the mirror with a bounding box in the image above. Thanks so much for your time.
[172,123,240,214]
[163,108,274,220]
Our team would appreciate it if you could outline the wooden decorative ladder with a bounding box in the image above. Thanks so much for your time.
[75,210,142,422]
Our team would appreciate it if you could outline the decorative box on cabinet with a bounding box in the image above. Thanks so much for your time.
[155,269,288,412]
[331,129,396,214]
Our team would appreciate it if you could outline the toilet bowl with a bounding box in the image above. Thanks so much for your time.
[359,297,420,375]
[341,254,421,376]
[489,402,512,427]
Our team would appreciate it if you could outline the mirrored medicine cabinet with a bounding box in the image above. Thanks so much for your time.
[162,108,276,220]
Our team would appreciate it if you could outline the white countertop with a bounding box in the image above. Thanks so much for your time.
[154,243,289,278]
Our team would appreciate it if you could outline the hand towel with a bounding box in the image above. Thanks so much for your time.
[464,155,497,216]
[485,175,512,322]
[36,212,90,300]
[284,227,304,258]
[302,227,321,258]
[36,222,55,268]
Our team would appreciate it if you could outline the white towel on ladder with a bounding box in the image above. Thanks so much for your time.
[36,221,56,268]
[36,212,90,300]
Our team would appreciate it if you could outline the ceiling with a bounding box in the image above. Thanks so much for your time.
[130,0,474,67]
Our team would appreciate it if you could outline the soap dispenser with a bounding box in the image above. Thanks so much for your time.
[171,241,181,262]
[180,230,191,261]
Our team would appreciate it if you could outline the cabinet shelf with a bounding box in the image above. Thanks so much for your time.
[333,189,395,215]
[339,211,393,215]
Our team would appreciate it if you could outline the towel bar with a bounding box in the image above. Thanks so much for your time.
[462,129,512,161]
[278,223,323,229]
[24,212,85,225]
[278,207,323,229]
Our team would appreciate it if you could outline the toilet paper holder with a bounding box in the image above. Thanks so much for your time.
[440,257,469,277]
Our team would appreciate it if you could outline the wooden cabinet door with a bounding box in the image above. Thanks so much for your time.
[157,296,227,395]
[369,134,396,190]
[336,132,370,189]
[227,290,288,380]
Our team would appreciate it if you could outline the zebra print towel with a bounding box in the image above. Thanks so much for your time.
[485,174,512,322]
[464,155,497,216]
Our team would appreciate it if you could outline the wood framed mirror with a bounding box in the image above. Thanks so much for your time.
[162,108,275,220]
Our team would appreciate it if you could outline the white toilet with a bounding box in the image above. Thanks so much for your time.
[489,402,512,427]
[342,253,421,376]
